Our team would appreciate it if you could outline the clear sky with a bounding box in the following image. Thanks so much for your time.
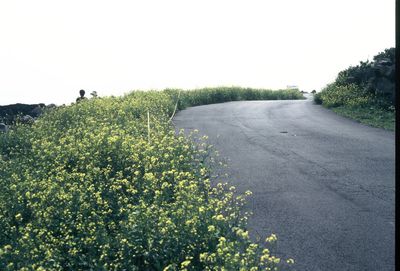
[0,0,395,105]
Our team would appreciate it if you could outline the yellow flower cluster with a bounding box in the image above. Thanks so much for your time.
[265,233,278,244]
[0,89,295,270]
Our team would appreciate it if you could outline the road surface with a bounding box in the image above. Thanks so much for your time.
[173,95,395,271]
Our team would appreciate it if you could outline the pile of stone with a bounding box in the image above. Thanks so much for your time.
[371,57,395,102]
[0,103,57,132]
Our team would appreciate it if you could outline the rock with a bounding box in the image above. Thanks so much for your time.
[30,106,43,117]
[375,78,394,95]
[0,123,8,133]
[370,60,395,102]
[0,103,46,124]
[372,58,395,78]
[375,58,392,66]
[20,115,35,125]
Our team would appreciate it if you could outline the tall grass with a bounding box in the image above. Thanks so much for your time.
[164,87,304,109]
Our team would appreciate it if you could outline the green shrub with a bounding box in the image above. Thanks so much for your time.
[315,83,372,108]
[0,89,296,270]
[333,48,395,105]
[314,48,395,130]
[315,48,395,110]
[313,92,323,105]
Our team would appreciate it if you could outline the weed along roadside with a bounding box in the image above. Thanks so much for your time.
[0,87,302,270]
[314,48,395,130]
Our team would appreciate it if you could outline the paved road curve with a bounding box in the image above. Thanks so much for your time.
[173,96,395,271]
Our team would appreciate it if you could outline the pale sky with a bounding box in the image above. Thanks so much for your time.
[0,0,395,105]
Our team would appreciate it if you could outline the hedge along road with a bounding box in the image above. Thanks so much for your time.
[173,94,395,271]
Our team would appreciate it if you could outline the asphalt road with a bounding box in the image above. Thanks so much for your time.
[173,95,395,271]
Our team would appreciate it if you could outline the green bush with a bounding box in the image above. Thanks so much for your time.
[313,92,323,105]
[315,83,372,108]
[315,48,395,110]
[0,89,296,270]
[314,48,395,130]
[333,48,395,105]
